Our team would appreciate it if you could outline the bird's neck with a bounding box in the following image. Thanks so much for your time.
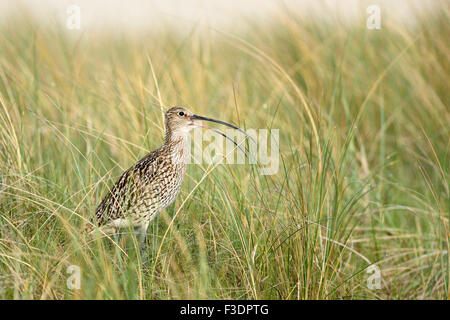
[164,127,190,144]
[164,129,191,164]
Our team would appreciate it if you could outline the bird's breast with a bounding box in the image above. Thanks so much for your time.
[153,161,187,209]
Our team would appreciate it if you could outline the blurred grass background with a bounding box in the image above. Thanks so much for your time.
[0,2,448,299]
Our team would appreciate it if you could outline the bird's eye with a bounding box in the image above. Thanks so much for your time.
[178,111,185,116]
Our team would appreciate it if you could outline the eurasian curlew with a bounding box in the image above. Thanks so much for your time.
[86,106,251,254]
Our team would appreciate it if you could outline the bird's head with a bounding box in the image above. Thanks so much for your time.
[165,106,198,134]
[164,106,254,152]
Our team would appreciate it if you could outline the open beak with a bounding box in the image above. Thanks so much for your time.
[190,114,256,156]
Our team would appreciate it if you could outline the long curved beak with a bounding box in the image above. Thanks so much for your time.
[190,114,256,157]
[191,114,256,144]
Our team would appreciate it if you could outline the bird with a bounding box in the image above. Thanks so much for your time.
[86,106,251,254]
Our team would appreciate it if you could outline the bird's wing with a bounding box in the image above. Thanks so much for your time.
[93,149,163,226]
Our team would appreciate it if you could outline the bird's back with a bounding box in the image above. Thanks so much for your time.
[89,142,187,233]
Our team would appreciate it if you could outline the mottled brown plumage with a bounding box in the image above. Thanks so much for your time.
[86,106,250,252]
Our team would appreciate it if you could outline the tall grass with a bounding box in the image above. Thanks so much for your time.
[0,4,448,299]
